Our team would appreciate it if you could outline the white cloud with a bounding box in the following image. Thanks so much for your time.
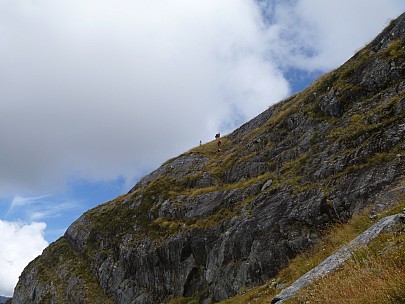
[262,0,405,71]
[0,220,48,297]
[10,195,51,209]
[0,0,290,195]
[7,195,79,222]
[0,0,404,195]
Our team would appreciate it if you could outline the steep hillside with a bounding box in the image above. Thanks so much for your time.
[13,12,405,304]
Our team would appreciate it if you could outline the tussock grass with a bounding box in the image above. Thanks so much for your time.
[219,195,405,304]
[381,38,405,59]
[290,225,405,304]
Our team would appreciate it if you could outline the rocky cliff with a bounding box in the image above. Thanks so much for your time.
[13,12,405,304]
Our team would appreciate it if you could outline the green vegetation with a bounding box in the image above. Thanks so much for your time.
[18,237,114,303]
[381,38,405,59]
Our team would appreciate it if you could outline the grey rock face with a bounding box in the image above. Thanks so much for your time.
[370,185,405,218]
[129,153,209,192]
[369,13,405,52]
[223,157,269,183]
[318,88,344,118]
[157,186,260,221]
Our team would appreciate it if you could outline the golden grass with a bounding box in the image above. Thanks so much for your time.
[290,227,405,304]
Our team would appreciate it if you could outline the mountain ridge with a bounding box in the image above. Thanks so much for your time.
[12,12,405,304]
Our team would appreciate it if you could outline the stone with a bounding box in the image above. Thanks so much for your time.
[318,88,344,118]
[261,179,273,191]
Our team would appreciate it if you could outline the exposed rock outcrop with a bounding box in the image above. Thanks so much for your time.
[12,12,405,304]
[271,210,405,303]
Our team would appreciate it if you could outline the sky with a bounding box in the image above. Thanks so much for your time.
[0,0,404,297]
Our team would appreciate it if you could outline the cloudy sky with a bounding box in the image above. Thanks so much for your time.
[0,0,404,297]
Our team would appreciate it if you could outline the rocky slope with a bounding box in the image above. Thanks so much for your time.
[13,12,405,304]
